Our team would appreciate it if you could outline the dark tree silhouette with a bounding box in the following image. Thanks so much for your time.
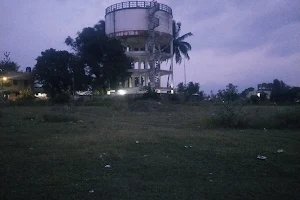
[218,83,239,101]
[65,20,131,91]
[172,20,193,64]
[33,49,89,98]
[0,52,19,73]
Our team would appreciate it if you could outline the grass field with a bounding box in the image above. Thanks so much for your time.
[1,102,300,200]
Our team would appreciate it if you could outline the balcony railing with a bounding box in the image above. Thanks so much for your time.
[105,1,172,15]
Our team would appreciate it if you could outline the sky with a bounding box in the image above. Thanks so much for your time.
[1,0,300,93]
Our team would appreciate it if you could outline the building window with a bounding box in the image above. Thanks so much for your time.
[13,80,18,85]
[24,80,28,87]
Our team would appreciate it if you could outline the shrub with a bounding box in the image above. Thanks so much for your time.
[138,86,161,100]
[249,95,259,104]
[16,89,36,101]
[207,101,248,128]
[52,92,71,104]
[205,103,300,129]
[168,93,180,102]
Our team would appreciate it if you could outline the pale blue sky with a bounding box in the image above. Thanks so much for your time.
[1,0,299,92]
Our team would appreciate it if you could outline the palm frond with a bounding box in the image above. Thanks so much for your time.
[172,20,193,64]
[177,32,193,41]
[178,45,190,60]
[174,48,182,64]
[181,41,192,51]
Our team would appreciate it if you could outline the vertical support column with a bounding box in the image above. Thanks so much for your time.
[129,77,132,88]
[170,40,174,89]
[138,57,142,87]
[157,44,161,88]
[145,59,149,86]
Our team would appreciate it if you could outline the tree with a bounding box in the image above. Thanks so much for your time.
[270,79,291,102]
[0,52,19,73]
[65,20,131,91]
[240,87,255,98]
[177,82,185,93]
[177,82,204,101]
[218,83,239,101]
[186,82,200,96]
[33,48,89,98]
[173,20,193,64]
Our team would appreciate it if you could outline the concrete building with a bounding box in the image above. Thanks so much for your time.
[0,67,34,100]
[105,1,174,94]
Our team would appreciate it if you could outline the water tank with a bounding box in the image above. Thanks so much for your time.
[104,1,174,91]
[26,67,31,73]
[105,1,173,47]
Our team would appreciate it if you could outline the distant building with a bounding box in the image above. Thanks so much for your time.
[257,83,273,91]
[0,68,35,100]
[4,71,33,92]
[246,83,273,100]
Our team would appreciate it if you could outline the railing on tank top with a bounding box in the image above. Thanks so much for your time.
[105,1,172,16]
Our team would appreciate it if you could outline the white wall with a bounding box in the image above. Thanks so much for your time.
[105,9,172,36]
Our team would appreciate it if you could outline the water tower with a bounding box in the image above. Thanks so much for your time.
[105,1,174,93]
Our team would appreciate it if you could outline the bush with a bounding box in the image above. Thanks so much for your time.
[52,92,71,104]
[137,86,161,100]
[249,95,259,104]
[168,93,181,102]
[205,103,300,129]
[16,89,35,101]
[206,101,248,128]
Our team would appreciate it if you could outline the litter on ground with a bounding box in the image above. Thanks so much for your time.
[277,149,284,153]
[257,155,267,160]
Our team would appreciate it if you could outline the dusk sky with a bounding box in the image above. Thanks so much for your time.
[1,0,299,92]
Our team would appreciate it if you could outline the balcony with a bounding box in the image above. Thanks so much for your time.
[105,1,172,16]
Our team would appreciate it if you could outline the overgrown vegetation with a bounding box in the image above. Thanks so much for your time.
[139,86,161,100]
[52,92,71,104]
[205,101,247,128]
[206,102,300,129]
[1,104,300,200]
[16,88,36,101]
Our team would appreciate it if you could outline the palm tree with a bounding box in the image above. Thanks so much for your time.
[172,20,193,64]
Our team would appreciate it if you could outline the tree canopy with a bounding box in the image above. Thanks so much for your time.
[270,79,291,102]
[240,87,255,98]
[173,20,193,64]
[65,20,131,91]
[217,83,239,101]
[0,52,19,73]
[34,20,131,98]
[33,48,89,98]
[177,81,204,101]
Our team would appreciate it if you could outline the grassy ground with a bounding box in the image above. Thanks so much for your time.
[0,103,300,200]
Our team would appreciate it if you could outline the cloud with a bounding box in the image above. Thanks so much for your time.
[1,0,299,92]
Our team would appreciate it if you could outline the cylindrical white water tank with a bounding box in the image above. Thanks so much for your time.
[105,1,173,46]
